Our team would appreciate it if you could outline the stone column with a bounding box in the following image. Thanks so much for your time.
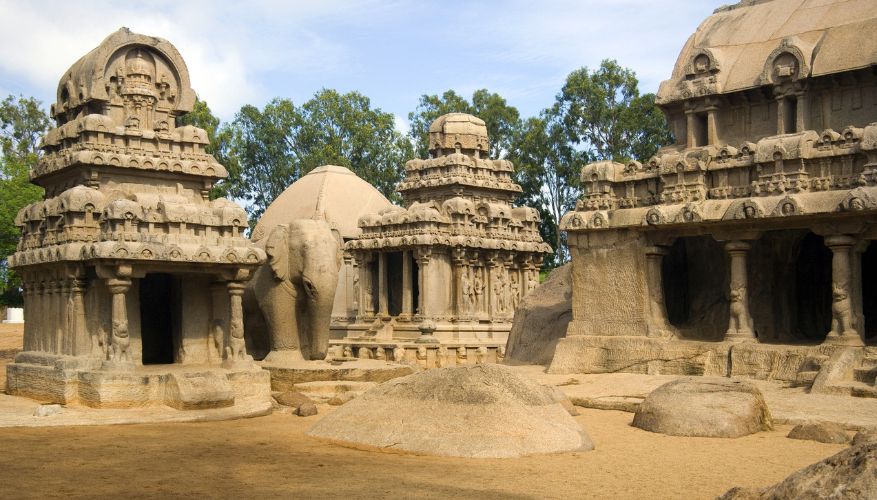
[725,241,756,341]
[645,245,672,338]
[377,252,388,317]
[685,110,696,148]
[416,249,431,319]
[825,235,864,345]
[22,278,34,351]
[776,97,787,135]
[796,92,808,133]
[105,277,134,370]
[706,105,718,145]
[70,277,88,356]
[223,281,254,367]
[361,256,374,319]
[401,250,413,320]
[452,248,466,320]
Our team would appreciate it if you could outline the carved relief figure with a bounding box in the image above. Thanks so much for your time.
[830,284,856,338]
[393,346,406,363]
[457,346,468,364]
[460,269,472,314]
[509,273,520,309]
[416,346,428,368]
[375,346,386,361]
[473,271,484,313]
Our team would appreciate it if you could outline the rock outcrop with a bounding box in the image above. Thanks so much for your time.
[720,443,877,499]
[505,264,572,365]
[307,364,593,458]
[787,422,851,444]
[632,377,772,438]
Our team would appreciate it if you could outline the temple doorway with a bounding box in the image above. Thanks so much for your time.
[386,252,404,316]
[139,273,180,364]
[661,235,729,340]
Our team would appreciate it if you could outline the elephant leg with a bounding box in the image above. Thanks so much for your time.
[261,286,306,365]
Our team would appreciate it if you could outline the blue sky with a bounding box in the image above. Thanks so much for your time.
[0,0,716,134]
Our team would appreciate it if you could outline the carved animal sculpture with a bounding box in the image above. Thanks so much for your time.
[244,219,341,363]
[727,287,753,335]
[831,285,855,337]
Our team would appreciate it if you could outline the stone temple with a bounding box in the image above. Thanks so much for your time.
[6,28,270,409]
[551,0,877,396]
[338,113,552,367]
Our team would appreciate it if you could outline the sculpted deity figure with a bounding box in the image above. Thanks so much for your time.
[526,273,539,295]
[475,345,488,364]
[473,272,484,312]
[436,346,450,368]
[460,270,472,314]
[457,346,468,364]
[375,346,387,361]
[509,273,520,310]
[343,345,353,359]
[352,273,360,313]
[393,346,407,363]
[416,346,428,368]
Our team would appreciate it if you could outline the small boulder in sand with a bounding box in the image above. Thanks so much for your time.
[33,404,63,417]
[274,391,314,408]
[293,403,318,417]
[632,377,772,438]
[787,422,850,444]
[327,392,356,406]
[307,364,593,458]
[852,430,877,447]
[720,442,877,499]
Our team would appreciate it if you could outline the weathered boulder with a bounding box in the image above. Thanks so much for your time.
[307,364,593,458]
[632,377,772,438]
[505,264,571,365]
[274,391,314,408]
[787,422,851,444]
[327,392,356,406]
[852,430,877,447]
[720,443,877,499]
[293,402,318,417]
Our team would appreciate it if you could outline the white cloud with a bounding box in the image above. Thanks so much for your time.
[393,114,410,137]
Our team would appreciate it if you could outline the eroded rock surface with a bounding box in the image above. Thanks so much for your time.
[632,377,772,438]
[787,422,851,444]
[307,364,593,458]
[505,264,572,366]
[720,443,877,499]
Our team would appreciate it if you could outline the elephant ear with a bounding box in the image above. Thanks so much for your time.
[265,224,290,281]
[330,228,344,270]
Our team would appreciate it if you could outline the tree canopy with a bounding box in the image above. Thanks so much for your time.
[0,95,49,306]
[407,89,521,159]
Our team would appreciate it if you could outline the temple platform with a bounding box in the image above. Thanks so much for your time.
[6,351,272,410]
[547,336,877,398]
[259,358,414,392]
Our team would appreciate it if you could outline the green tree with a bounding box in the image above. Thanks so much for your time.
[557,59,672,163]
[0,95,49,306]
[223,90,412,219]
[176,97,234,199]
[509,109,583,265]
[407,89,521,159]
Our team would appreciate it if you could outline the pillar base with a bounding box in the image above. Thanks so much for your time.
[824,332,864,347]
[725,330,757,342]
[101,360,136,372]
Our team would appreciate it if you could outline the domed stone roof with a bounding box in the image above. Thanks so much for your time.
[252,165,394,242]
[428,113,489,156]
[657,0,877,105]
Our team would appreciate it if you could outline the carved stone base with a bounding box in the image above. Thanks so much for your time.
[260,359,414,392]
[6,351,271,410]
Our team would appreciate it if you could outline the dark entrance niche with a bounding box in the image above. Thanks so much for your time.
[747,231,831,343]
[139,273,180,364]
[661,235,729,340]
[862,241,877,344]
[386,252,404,316]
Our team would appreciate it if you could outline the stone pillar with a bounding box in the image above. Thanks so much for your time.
[70,277,88,356]
[452,248,466,320]
[223,281,254,367]
[685,110,696,148]
[776,97,787,135]
[725,241,756,341]
[105,277,134,370]
[825,235,864,345]
[645,245,672,338]
[796,92,808,133]
[416,249,431,319]
[209,282,227,364]
[377,252,388,317]
[401,250,413,320]
[22,278,34,351]
[360,256,374,319]
[706,105,718,145]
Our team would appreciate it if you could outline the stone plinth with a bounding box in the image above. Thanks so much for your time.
[260,359,414,392]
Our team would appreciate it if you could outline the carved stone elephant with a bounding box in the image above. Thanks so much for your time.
[244,219,341,363]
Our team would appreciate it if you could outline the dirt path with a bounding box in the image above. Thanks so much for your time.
[0,405,844,500]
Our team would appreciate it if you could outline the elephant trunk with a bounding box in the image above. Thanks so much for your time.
[302,272,336,360]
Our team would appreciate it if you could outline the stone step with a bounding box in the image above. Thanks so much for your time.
[859,356,877,370]
[164,372,235,410]
[293,380,377,402]
[794,370,819,386]
[853,367,877,384]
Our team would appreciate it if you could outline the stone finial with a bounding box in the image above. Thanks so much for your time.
[428,113,489,157]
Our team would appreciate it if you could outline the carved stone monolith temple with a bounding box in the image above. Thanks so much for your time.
[338,113,552,367]
[6,28,271,409]
[551,0,877,396]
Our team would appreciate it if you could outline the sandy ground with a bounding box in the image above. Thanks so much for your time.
[0,324,848,499]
